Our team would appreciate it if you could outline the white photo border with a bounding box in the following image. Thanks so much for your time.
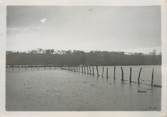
[0,0,166,117]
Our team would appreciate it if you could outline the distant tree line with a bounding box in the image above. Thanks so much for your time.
[6,49,161,66]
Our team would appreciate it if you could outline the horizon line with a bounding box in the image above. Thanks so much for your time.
[6,48,161,54]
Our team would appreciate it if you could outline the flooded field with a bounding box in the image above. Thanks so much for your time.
[6,65,161,111]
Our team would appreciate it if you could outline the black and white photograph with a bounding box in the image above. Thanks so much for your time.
[6,5,162,111]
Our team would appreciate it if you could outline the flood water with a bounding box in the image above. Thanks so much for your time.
[6,65,161,111]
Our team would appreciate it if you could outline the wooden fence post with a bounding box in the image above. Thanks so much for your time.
[106,67,109,80]
[114,66,116,80]
[151,68,154,86]
[84,66,86,74]
[138,67,142,85]
[82,66,83,73]
[87,66,89,74]
[77,66,79,72]
[121,66,124,81]
[102,66,104,78]
[96,65,99,77]
[89,66,92,75]
[92,66,94,76]
[129,67,132,83]
[87,66,89,75]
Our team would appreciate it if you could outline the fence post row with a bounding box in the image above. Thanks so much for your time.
[11,65,158,87]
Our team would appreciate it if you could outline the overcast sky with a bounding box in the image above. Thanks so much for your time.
[7,6,161,53]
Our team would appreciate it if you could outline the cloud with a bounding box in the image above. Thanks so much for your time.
[40,18,47,23]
